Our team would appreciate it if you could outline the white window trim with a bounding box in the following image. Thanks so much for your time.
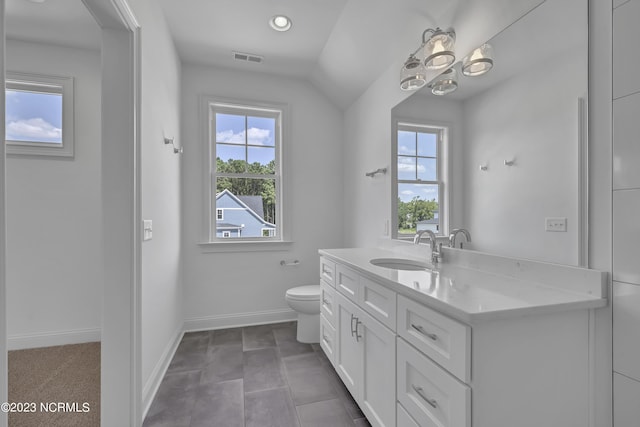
[222,231,231,238]
[391,117,451,240]
[6,71,74,158]
[199,95,291,251]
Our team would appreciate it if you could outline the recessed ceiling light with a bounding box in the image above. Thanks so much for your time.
[269,15,292,32]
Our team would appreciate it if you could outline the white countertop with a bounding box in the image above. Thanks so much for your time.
[319,247,607,323]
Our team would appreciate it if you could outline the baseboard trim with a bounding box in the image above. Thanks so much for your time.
[8,328,101,351]
[184,308,297,332]
[142,327,183,420]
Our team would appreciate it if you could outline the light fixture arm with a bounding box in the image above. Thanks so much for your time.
[422,28,437,44]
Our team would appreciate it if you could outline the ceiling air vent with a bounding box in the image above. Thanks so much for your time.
[233,51,264,64]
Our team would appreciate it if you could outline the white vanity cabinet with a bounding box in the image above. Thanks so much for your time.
[319,252,602,427]
[334,291,396,427]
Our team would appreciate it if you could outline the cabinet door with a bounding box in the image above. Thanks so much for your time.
[360,309,396,427]
[335,292,361,399]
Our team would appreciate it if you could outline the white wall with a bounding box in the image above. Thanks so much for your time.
[461,48,586,265]
[127,0,184,412]
[181,64,344,326]
[5,39,102,349]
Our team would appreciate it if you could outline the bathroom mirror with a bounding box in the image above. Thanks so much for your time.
[392,0,588,266]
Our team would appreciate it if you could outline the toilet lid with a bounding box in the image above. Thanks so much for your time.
[286,285,320,301]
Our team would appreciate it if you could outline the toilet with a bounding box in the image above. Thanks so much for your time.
[285,285,321,343]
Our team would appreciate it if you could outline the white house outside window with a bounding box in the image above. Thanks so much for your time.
[205,99,284,242]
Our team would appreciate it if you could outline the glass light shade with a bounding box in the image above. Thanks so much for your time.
[423,30,456,70]
[400,56,427,91]
[462,43,494,76]
[429,68,458,96]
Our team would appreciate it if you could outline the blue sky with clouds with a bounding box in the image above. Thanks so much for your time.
[397,130,439,202]
[215,113,275,167]
[5,89,63,144]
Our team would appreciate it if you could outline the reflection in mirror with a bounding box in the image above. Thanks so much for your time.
[392,0,587,266]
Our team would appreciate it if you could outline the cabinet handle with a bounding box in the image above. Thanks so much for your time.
[322,335,330,344]
[322,266,333,279]
[355,319,362,342]
[322,298,332,308]
[351,314,357,336]
[411,324,438,341]
[412,385,438,409]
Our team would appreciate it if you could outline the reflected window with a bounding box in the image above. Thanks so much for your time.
[394,123,446,239]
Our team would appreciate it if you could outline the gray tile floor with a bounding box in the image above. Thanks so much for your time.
[143,321,372,427]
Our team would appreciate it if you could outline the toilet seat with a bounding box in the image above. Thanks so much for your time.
[285,285,320,301]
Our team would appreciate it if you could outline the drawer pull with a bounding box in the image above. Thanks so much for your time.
[412,385,438,409]
[322,298,332,308]
[411,324,438,341]
[351,314,357,336]
[322,335,330,344]
[355,319,362,342]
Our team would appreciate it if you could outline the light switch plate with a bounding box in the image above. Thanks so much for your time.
[143,219,153,241]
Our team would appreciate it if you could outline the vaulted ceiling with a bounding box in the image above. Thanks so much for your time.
[5,0,462,109]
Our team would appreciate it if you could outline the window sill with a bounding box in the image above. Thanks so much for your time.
[198,240,294,253]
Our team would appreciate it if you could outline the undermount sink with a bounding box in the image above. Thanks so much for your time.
[369,258,431,271]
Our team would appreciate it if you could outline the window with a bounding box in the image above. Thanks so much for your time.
[205,98,283,242]
[393,121,448,240]
[5,72,74,157]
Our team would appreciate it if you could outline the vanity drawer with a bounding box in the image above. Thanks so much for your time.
[360,276,396,331]
[320,314,336,366]
[320,280,337,327]
[397,403,420,427]
[397,338,470,427]
[320,256,336,287]
[336,263,359,303]
[397,295,470,383]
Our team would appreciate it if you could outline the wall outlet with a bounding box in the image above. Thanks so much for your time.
[545,217,567,232]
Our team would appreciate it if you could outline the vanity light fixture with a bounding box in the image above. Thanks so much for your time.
[462,43,494,77]
[269,15,292,32]
[428,67,458,96]
[400,55,427,91]
[422,28,456,70]
[399,27,456,90]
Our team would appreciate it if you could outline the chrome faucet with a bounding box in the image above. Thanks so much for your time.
[449,228,472,249]
[413,229,441,264]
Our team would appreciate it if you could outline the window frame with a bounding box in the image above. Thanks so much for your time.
[5,71,74,158]
[216,209,224,220]
[200,95,291,251]
[391,118,450,241]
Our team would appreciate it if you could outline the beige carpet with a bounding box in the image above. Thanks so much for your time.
[8,342,100,427]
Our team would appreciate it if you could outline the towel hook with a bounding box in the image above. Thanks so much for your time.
[164,137,183,154]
